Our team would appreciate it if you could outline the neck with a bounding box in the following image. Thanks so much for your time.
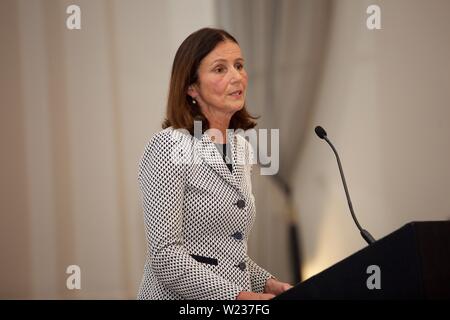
[206,116,231,144]
[198,103,234,143]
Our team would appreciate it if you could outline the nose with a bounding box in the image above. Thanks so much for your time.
[230,67,243,83]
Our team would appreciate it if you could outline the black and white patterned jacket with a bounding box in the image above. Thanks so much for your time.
[137,127,273,300]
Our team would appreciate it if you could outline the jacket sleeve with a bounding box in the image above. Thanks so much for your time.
[138,131,243,300]
[246,255,274,293]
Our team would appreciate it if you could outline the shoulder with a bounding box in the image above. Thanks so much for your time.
[138,127,192,179]
[140,127,194,167]
[144,127,193,153]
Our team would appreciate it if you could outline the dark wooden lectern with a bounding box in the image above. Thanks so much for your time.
[275,221,450,299]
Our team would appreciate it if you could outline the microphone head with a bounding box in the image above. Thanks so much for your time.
[315,126,327,139]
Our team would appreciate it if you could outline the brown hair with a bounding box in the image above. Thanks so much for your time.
[162,27,258,134]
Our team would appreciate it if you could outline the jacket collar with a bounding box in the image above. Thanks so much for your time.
[197,130,245,195]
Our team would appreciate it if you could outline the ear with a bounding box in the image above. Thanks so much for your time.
[187,84,198,99]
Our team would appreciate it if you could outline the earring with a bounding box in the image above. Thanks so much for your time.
[192,98,197,105]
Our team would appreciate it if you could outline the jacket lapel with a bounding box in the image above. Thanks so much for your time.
[197,130,245,195]
[230,131,245,190]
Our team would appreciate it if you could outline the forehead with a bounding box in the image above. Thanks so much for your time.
[203,40,243,63]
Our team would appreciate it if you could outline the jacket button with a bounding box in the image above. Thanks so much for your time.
[236,199,245,209]
[237,262,246,271]
[232,232,243,240]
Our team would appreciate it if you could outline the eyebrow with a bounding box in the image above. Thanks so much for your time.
[210,58,244,66]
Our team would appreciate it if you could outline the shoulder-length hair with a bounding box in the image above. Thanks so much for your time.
[162,27,258,134]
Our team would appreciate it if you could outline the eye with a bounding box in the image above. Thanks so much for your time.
[235,63,244,70]
[214,66,226,73]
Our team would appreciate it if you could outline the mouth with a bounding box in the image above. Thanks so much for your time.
[229,90,243,98]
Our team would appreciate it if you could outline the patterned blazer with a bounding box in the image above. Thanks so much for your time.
[137,127,273,300]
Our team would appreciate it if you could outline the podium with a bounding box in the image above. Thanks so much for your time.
[275,221,450,299]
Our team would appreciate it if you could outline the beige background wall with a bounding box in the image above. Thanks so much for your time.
[294,0,450,279]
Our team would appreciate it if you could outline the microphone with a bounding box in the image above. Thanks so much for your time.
[314,126,376,245]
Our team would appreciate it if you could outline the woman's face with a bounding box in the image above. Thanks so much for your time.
[188,40,248,118]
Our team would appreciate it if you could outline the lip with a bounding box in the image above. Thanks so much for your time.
[229,90,243,97]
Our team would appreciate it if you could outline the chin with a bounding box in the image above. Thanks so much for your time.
[235,103,245,111]
[231,101,245,112]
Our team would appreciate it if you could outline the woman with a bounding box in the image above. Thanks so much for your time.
[137,28,292,300]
